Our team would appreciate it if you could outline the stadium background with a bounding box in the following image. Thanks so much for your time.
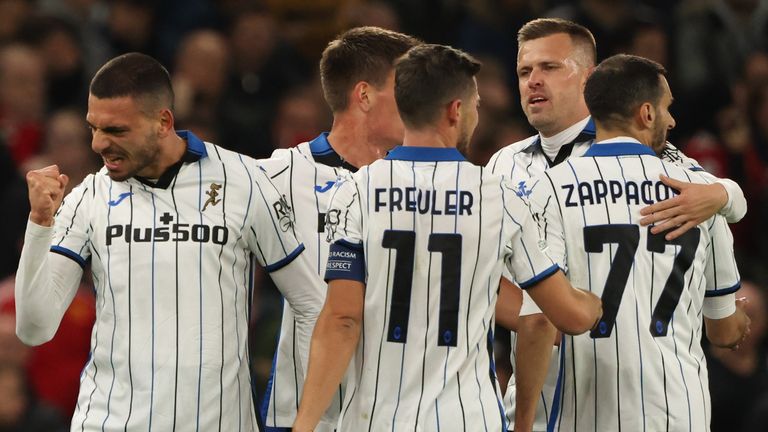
[0,0,766,430]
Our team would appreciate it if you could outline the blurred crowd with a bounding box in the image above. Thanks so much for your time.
[0,0,767,431]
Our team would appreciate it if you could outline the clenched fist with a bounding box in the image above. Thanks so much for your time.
[26,165,69,227]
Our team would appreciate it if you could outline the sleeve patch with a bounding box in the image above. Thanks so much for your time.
[325,240,365,283]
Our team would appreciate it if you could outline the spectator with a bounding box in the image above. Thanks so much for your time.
[218,7,310,158]
[172,29,230,132]
[0,362,67,432]
[0,44,47,168]
[0,0,32,44]
[675,0,768,138]
[22,108,100,195]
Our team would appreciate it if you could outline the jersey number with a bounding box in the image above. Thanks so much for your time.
[382,230,461,347]
[585,225,700,339]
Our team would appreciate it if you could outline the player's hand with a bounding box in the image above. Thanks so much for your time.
[639,175,728,240]
[731,297,752,351]
[26,165,69,227]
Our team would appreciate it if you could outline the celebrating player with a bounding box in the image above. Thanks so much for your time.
[258,26,420,432]
[292,44,601,432]
[524,53,750,431]
[486,18,749,431]
[15,53,324,431]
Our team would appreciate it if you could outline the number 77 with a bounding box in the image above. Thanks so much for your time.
[584,224,700,339]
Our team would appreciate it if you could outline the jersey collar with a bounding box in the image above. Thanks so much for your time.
[177,129,207,161]
[528,117,596,167]
[584,138,657,157]
[384,146,466,162]
[308,132,358,172]
[309,132,334,155]
[134,130,207,189]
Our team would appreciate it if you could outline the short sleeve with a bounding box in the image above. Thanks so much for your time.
[703,293,736,319]
[51,175,94,267]
[659,142,704,171]
[324,174,365,282]
[704,215,740,297]
[661,143,747,223]
[501,178,559,289]
[523,173,566,270]
[246,162,305,272]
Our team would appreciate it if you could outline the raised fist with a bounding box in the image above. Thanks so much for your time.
[26,165,69,227]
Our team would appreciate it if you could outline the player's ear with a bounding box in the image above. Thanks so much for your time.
[352,81,372,113]
[157,108,174,137]
[447,99,462,126]
[638,102,654,129]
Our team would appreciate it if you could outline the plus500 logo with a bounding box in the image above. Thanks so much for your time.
[106,224,229,246]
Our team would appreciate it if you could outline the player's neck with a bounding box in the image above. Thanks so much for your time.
[327,119,388,168]
[402,127,455,149]
[595,126,648,147]
[138,131,187,179]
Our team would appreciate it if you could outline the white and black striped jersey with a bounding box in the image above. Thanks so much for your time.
[15,131,316,432]
[323,145,560,432]
[525,138,740,431]
[486,118,746,431]
[258,133,351,430]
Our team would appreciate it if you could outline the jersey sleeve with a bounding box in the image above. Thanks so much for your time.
[246,162,305,272]
[662,143,746,222]
[660,142,704,171]
[501,178,559,290]
[324,173,365,283]
[702,293,737,320]
[696,172,747,223]
[15,174,95,346]
[50,175,94,266]
[524,173,566,270]
[257,152,292,187]
[703,215,740,298]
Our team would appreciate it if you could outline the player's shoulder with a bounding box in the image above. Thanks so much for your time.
[657,156,711,185]
[487,134,539,172]
[270,142,312,161]
[659,142,704,171]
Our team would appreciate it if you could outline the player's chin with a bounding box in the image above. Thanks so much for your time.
[105,168,133,182]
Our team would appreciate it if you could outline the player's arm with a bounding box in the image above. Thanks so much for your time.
[295,176,365,432]
[704,295,750,349]
[294,276,364,432]
[514,292,558,432]
[248,164,325,370]
[701,215,750,349]
[506,176,602,335]
[15,165,84,345]
[522,271,600,335]
[639,147,747,239]
[495,276,522,331]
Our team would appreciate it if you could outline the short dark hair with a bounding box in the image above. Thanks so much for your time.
[89,52,174,114]
[395,44,481,129]
[320,26,420,112]
[584,54,667,130]
[518,18,597,67]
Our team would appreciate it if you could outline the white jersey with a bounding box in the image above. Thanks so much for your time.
[324,145,560,432]
[17,131,312,432]
[525,139,740,431]
[258,133,349,429]
[486,118,744,431]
